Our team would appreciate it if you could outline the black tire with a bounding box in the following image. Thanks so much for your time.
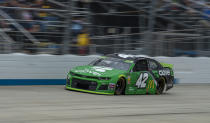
[115,78,126,95]
[156,78,166,94]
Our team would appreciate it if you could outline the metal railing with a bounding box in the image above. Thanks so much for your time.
[0,0,210,57]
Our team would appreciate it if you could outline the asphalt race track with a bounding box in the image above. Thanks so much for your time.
[0,84,210,123]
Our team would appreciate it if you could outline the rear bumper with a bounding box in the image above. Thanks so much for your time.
[65,86,114,95]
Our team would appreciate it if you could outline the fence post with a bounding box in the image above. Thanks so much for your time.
[62,0,73,54]
[145,0,157,55]
[157,33,165,56]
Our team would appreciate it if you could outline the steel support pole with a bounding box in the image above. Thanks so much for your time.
[148,0,157,32]
[62,0,73,54]
[195,28,203,57]
[157,34,165,56]
[0,28,14,53]
[0,9,39,44]
[139,13,143,43]
[145,0,157,56]
[85,1,92,34]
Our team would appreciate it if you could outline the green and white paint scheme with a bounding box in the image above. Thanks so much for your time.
[66,54,174,95]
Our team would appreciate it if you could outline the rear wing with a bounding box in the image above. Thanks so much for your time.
[160,63,173,70]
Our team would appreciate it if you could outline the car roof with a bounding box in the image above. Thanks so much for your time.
[106,53,150,62]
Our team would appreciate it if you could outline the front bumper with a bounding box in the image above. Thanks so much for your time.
[66,75,115,95]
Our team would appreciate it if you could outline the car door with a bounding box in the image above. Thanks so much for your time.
[127,59,157,94]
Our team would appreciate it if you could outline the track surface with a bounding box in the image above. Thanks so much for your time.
[0,84,210,123]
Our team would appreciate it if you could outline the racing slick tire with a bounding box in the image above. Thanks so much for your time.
[156,77,166,95]
[115,78,126,95]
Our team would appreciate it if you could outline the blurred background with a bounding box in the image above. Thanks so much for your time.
[0,0,210,57]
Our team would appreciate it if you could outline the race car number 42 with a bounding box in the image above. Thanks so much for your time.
[136,73,148,88]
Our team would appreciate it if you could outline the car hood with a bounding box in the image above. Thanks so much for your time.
[71,65,125,77]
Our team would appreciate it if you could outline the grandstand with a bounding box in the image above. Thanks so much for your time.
[0,0,210,56]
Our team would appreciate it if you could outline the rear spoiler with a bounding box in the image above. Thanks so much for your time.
[160,63,173,70]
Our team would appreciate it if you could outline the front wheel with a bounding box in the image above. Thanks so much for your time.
[115,78,126,95]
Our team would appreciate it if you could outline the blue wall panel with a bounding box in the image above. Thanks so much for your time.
[0,79,66,85]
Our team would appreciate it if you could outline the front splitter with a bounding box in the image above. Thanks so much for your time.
[66,86,114,95]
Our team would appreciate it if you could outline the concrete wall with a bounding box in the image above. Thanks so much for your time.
[0,54,97,79]
[156,57,210,84]
[0,53,209,85]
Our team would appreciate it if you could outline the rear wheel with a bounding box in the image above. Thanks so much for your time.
[156,78,166,94]
[115,78,126,95]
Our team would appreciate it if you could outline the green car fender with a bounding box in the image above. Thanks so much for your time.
[118,74,127,82]
[108,74,127,90]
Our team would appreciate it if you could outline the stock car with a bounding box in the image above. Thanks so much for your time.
[66,54,174,95]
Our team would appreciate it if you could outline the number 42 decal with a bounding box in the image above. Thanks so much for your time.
[136,73,149,88]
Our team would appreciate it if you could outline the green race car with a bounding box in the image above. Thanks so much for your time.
[66,54,174,95]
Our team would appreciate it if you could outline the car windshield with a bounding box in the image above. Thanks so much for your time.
[90,57,132,71]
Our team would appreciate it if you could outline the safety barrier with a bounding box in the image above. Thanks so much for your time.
[0,54,209,85]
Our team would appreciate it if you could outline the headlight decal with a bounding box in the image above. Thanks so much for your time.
[109,83,115,89]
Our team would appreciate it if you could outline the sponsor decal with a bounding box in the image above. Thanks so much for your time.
[92,66,113,72]
[147,80,155,89]
[74,66,113,76]
[129,87,135,91]
[159,69,170,76]
[109,83,115,89]
[127,76,131,84]
[75,69,102,76]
